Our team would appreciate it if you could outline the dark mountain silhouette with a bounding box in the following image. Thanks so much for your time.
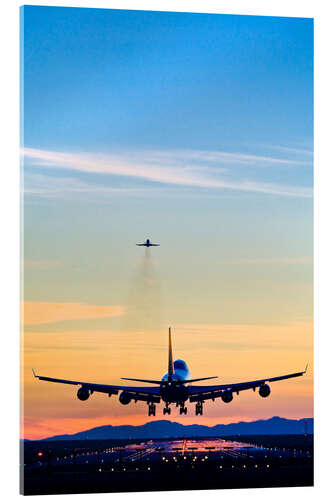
[42,416,313,441]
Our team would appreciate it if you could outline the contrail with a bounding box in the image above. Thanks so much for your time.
[121,248,162,332]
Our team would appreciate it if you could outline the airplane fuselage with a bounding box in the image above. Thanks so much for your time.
[160,359,190,403]
[136,238,160,247]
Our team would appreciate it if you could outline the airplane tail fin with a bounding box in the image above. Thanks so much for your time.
[168,327,174,380]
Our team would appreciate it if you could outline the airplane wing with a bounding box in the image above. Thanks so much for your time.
[32,370,161,402]
[136,244,146,246]
[149,244,160,246]
[187,368,307,402]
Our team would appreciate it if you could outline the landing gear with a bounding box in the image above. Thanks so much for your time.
[179,403,187,415]
[163,404,171,415]
[195,401,203,416]
[148,402,156,416]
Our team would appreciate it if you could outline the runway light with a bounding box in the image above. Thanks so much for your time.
[37,452,43,457]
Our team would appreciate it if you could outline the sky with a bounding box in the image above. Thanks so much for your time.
[21,6,313,440]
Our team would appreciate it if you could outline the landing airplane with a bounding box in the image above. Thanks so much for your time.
[136,239,160,247]
[33,328,307,416]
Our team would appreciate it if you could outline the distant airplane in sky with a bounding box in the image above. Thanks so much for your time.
[32,328,307,416]
[136,238,160,247]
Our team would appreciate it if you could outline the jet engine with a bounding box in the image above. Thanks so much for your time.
[77,387,90,401]
[259,384,271,398]
[221,390,233,403]
[119,391,131,405]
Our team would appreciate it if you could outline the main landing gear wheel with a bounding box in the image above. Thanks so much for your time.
[179,405,187,415]
[148,403,156,416]
[163,406,171,415]
[195,402,203,416]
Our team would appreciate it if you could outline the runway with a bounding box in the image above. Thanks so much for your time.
[22,434,313,494]
[25,436,312,471]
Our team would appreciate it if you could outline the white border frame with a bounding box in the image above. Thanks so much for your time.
[1,1,331,499]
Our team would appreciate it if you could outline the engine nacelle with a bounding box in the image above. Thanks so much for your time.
[221,390,233,403]
[119,391,131,405]
[259,384,271,398]
[77,387,90,401]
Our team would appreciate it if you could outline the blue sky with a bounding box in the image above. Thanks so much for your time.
[22,7,313,151]
[22,6,313,325]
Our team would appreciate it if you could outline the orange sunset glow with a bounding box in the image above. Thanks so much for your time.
[23,312,313,439]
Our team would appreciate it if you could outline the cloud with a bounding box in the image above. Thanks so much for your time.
[23,301,126,326]
[143,148,312,166]
[22,147,313,198]
[263,145,313,157]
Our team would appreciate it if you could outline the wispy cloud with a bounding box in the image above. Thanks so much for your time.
[22,147,313,198]
[263,145,313,157]
[23,172,151,198]
[141,148,312,166]
[23,301,126,326]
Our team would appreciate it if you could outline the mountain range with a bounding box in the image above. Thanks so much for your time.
[41,416,313,441]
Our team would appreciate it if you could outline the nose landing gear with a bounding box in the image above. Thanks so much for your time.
[148,402,156,416]
[195,401,203,416]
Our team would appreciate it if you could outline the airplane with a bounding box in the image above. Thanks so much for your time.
[136,238,160,247]
[32,328,307,417]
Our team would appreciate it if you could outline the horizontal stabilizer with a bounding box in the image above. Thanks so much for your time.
[182,376,218,384]
[121,377,162,384]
